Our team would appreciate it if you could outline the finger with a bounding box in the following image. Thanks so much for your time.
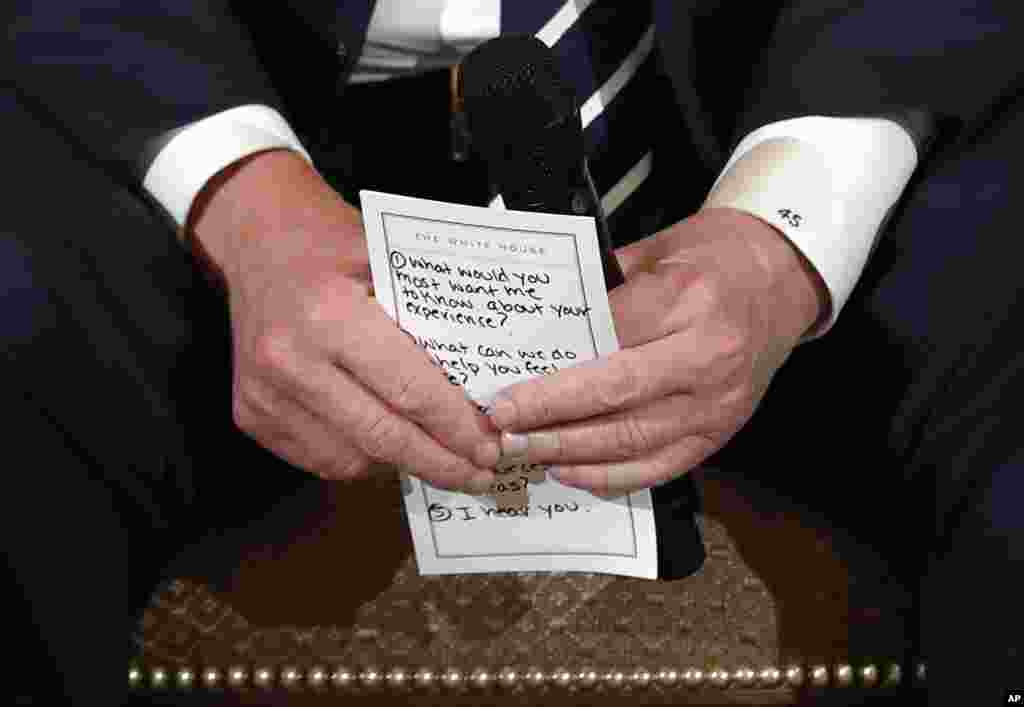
[497,393,707,465]
[488,329,710,433]
[317,295,501,468]
[289,358,497,494]
[233,375,372,480]
[548,434,716,496]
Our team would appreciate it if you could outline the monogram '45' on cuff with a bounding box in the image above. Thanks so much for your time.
[704,116,918,338]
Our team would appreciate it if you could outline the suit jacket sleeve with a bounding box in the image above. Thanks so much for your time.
[735,0,1022,156]
[7,1,367,184]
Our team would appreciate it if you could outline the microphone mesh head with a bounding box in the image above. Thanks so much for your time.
[459,35,578,158]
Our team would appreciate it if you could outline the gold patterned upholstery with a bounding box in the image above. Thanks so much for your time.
[132,468,918,703]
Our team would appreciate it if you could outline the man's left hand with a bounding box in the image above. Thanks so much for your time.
[486,207,828,496]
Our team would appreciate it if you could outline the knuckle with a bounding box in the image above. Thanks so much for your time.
[692,322,752,383]
[507,386,546,428]
[597,357,642,411]
[529,390,556,427]
[390,374,434,420]
[250,330,297,377]
[359,412,408,462]
[616,414,654,458]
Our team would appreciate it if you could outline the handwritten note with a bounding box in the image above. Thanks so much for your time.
[362,190,657,578]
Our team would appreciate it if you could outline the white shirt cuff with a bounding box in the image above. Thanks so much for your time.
[704,116,919,337]
[142,105,314,229]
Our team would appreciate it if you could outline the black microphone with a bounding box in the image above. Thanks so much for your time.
[458,35,625,290]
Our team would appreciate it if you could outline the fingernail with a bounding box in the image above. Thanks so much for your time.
[500,431,528,459]
[487,393,515,429]
[547,466,573,486]
[474,439,502,468]
[465,470,496,496]
[525,431,560,457]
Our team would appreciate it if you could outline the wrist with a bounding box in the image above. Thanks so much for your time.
[185,148,298,286]
[186,149,361,288]
[708,207,830,339]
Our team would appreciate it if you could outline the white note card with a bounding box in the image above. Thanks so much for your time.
[361,190,657,579]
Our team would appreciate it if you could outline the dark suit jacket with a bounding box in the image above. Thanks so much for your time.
[7,0,1022,579]
[9,0,1020,187]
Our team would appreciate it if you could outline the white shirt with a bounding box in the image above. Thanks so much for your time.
[350,0,499,82]
[143,0,919,336]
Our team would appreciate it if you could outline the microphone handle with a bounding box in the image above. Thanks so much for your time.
[577,158,625,291]
[495,158,625,292]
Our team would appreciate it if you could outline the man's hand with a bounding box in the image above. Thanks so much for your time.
[485,207,828,496]
[189,150,500,493]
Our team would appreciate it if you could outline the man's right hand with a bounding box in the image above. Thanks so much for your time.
[188,149,500,493]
